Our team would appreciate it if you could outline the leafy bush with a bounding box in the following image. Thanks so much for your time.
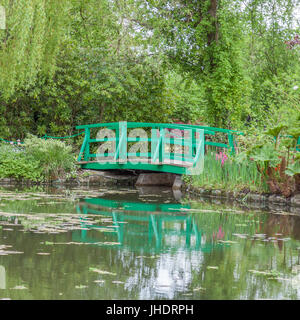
[235,122,300,197]
[24,135,76,180]
[0,144,43,182]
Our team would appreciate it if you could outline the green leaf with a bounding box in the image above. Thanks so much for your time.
[265,125,287,139]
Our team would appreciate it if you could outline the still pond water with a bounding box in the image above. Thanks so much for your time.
[0,185,300,300]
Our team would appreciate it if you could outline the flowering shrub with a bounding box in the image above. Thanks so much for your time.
[285,34,300,49]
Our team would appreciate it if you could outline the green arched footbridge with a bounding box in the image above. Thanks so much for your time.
[76,121,242,175]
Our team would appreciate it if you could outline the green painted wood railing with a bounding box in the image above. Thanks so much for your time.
[76,121,209,175]
[76,121,242,175]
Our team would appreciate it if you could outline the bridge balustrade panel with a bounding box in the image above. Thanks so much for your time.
[76,122,241,175]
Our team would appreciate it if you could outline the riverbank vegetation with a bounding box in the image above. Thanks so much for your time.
[186,151,268,193]
[0,136,76,182]
[188,119,300,197]
[0,0,299,194]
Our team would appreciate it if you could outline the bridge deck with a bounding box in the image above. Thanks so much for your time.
[78,159,193,168]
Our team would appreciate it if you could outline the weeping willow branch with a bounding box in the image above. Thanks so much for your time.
[0,0,70,99]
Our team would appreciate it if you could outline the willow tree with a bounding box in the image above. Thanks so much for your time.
[0,0,70,99]
[0,0,176,139]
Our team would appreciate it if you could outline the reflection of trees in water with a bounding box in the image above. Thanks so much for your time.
[185,210,300,299]
[1,194,300,299]
[112,249,203,299]
[264,214,300,241]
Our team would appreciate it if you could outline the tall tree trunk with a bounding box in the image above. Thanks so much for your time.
[208,0,219,46]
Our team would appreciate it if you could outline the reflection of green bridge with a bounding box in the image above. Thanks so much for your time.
[74,197,222,253]
[76,122,242,175]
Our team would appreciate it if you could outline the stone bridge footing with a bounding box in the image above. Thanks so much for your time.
[135,172,182,190]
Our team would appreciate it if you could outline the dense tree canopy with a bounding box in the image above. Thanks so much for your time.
[0,0,299,139]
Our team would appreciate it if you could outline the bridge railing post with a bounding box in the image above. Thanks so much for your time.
[192,128,196,157]
[189,128,204,175]
[151,127,161,164]
[83,128,90,161]
[151,128,156,164]
[183,128,193,162]
[159,128,165,164]
[228,133,235,155]
[114,121,127,163]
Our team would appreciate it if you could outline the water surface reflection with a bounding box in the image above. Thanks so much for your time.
[0,186,299,299]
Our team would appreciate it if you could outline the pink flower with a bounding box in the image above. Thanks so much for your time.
[216,151,228,166]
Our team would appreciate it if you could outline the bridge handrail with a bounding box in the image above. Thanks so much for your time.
[76,122,240,161]
[76,121,243,135]
[77,122,206,173]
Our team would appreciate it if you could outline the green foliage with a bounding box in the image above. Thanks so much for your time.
[24,135,76,180]
[192,115,299,196]
[0,144,43,181]
[265,125,286,141]
[191,151,265,192]
[0,0,177,139]
[133,0,300,129]
[287,127,300,147]
[0,0,69,99]
[166,72,205,123]
[141,0,251,128]
[0,136,76,182]
[235,120,300,196]
[285,161,300,176]
[247,144,281,169]
[0,0,300,143]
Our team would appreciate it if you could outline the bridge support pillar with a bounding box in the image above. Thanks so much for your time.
[135,173,182,190]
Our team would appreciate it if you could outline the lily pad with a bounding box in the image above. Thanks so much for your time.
[193,287,206,291]
[89,267,116,276]
[75,285,88,289]
[11,285,28,290]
